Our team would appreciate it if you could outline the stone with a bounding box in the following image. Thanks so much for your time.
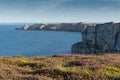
[21,25,29,30]
[72,22,120,54]
[15,26,20,30]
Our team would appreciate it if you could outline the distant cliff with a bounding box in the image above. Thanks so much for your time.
[72,22,120,54]
[20,22,120,54]
[21,22,97,32]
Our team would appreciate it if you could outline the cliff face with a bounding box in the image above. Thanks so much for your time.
[72,22,120,54]
[25,22,97,32]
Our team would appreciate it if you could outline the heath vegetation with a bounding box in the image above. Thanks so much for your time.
[0,54,120,80]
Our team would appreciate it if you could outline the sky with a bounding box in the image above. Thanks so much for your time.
[0,0,120,23]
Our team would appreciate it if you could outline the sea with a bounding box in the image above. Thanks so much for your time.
[0,24,82,56]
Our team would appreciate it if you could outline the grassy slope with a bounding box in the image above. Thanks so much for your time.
[0,54,120,80]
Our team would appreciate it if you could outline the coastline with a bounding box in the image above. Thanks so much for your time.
[19,22,97,32]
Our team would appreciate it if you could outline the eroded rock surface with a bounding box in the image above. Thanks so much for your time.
[23,22,97,32]
[21,25,29,30]
[72,22,120,54]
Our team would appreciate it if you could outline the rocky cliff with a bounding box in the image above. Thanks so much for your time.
[23,22,97,32]
[72,22,120,54]
[21,25,29,30]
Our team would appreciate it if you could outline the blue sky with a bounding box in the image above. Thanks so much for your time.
[0,0,120,23]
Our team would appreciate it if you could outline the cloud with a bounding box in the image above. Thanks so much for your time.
[34,0,71,10]
[0,0,72,12]
[0,0,119,23]
[99,6,112,11]
[93,0,120,1]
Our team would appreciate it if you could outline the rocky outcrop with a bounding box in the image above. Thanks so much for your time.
[21,25,29,30]
[15,26,20,30]
[22,22,97,32]
[72,22,120,54]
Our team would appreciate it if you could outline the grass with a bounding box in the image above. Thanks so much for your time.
[0,54,120,80]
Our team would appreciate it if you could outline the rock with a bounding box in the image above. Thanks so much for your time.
[22,22,97,32]
[15,26,20,30]
[40,24,46,29]
[72,22,120,54]
[21,25,29,30]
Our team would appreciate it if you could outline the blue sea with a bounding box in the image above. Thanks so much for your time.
[0,24,82,56]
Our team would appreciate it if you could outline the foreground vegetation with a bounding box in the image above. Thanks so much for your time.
[0,54,120,80]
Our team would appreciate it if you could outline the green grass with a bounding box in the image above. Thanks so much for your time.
[0,54,120,80]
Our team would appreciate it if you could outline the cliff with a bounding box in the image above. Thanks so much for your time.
[72,22,120,54]
[20,22,120,54]
[22,22,97,32]
[21,25,29,30]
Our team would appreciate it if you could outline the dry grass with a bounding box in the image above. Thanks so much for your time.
[0,54,120,80]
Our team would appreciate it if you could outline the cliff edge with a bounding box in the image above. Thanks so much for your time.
[72,22,120,54]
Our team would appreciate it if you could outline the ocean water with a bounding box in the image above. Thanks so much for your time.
[0,25,82,56]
